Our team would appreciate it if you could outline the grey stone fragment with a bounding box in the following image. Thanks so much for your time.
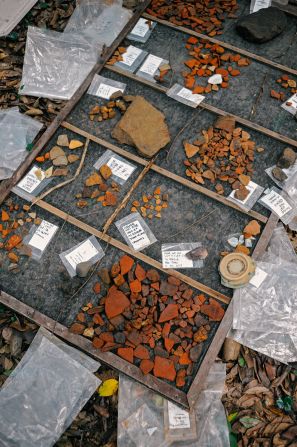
[236,7,287,43]
[277,147,296,169]
[76,261,92,278]
[272,166,288,182]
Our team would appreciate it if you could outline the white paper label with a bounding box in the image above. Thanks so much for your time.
[107,157,135,181]
[96,83,124,100]
[168,402,191,429]
[29,220,58,251]
[252,0,271,12]
[162,250,194,269]
[177,87,205,106]
[122,220,151,250]
[229,181,258,205]
[249,267,268,288]
[17,166,44,193]
[281,93,297,116]
[261,190,292,217]
[139,54,163,76]
[121,45,143,66]
[131,18,150,37]
[65,239,99,270]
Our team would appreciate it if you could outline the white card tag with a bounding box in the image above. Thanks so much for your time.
[122,220,151,250]
[65,239,99,270]
[162,250,193,269]
[131,18,150,37]
[168,402,191,429]
[17,166,45,194]
[252,0,271,12]
[249,267,268,288]
[121,45,143,66]
[177,87,205,106]
[29,220,58,251]
[139,54,163,76]
[261,190,292,217]
[107,157,135,181]
[229,181,258,204]
[281,93,297,116]
[96,83,124,100]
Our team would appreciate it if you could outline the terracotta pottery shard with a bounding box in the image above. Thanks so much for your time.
[69,323,85,334]
[159,303,179,323]
[52,155,68,166]
[69,139,83,149]
[105,286,130,319]
[214,115,236,132]
[5,234,22,251]
[85,172,102,187]
[100,164,112,180]
[134,344,150,360]
[68,154,79,164]
[235,187,250,201]
[184,141,200,158]
[238,174,250,186]
[111,96,170,158]
[140,359,154,375]
[146,269,160,282]
[135,264,146,281]
[159,281,178,296]
[118,347,134,363]
[129,279,142,293]
[200,298,225,321]
[164,337,175,352]
[120,254,134,276]
[50,146,65,160]
[243,220,261,236]
[153,356,176,381]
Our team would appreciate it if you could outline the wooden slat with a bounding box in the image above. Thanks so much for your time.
[106,65,297,150]
[62,122,268,224]
[31,198,231,304]
[0,0,152,206]
[143,13,297,77]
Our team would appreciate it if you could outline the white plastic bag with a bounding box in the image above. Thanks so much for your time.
[20,27,99,100]
[0,328,100,447]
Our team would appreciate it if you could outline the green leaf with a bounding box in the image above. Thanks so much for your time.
[3,370,13,377]
[40,2,50,8]
[239,416,261,428]
[7,32,19,41]
[26,143,34,152]
[276,396,293,413]
[227,412,238,423]
[227,421,237,447]
[238,357,246,367]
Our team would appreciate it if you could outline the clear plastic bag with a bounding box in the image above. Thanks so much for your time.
[88,74,126,99]
[20,27,99,100]
[265,162,297,189]
[0,109,43,180]
[117,362,228,447]
[166,83,205,108]
[232,259,297,335]
[64,0,132,48]
[261,224,297,265]
[250,0,271,13]
[0,327,100,447]
[12,165,52,200]
[115,45,148,73]
[227,181,264,211]
[161,243,204,269]
[115,212,157,251]
[136,54,168,83]
[127,17,157,43]
[59,235,105,277]
[258,187,297,226]
[94,149,136,184]
[281,93,297,116]
[23,220,59,261]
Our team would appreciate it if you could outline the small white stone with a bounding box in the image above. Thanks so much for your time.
[245,238,253,248]
[238,235,245,245]
[228,237,239,248]
[208,74,223,85]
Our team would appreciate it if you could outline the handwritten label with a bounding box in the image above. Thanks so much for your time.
[261,190,292,217]
[139,54,163,76]
[130,18,150,37]
[229,181,258,204]
[17,166,44,194]
[107,157,135,181]
[176,86,205,106]
[121,45,143,66]
[96,83,124,100]
[162,250,193,269]
[29,220,58,251]
[168,402,191,429]
[122,220,151,250]
[249,267,268,288]
[281,93,297,116]
[65,239,99,270]
[252,0,271,12]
